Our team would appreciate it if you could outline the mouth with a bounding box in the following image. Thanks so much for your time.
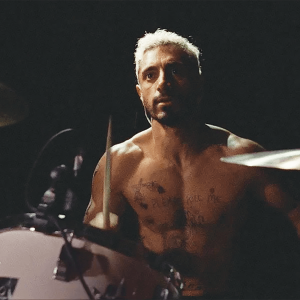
[156,96,173,104]
[157,100,173,109]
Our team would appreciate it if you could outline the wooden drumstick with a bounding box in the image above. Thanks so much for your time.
[103,115,112,229]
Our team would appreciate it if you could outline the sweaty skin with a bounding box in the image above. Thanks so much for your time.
[84,126,299,296]
[84,45,300,297]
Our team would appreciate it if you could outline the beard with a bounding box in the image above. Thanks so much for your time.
[144,92,199,127]
[152,105,183,127]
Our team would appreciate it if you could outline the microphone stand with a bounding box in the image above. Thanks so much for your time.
[24,164,70,233]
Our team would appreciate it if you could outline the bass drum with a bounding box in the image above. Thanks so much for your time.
[0,214,178,299]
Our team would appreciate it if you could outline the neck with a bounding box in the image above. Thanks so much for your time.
[150,118,210,164]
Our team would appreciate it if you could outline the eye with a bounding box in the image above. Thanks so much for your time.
[169,64,185,77]
[171,67,183,77]
[143,71,156,81]
[146,73,153,79]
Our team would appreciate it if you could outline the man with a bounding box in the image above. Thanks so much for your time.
[84,29,300,299]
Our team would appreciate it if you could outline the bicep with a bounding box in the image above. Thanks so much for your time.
[255,169,297,213]
[257,169,300,237]
[83,154,126,225]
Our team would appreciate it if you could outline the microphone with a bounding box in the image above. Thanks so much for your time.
[35,142,86,227]
[64,148,85,216]
[73,148,84,178]
[41,164,69,211]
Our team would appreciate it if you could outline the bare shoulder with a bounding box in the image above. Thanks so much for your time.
[85,128,152,224]
[206,124,265,155]
[110,128,152,168]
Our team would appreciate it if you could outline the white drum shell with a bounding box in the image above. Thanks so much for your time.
[0,228,169,299]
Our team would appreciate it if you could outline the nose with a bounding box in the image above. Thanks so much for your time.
[157,71,171,94]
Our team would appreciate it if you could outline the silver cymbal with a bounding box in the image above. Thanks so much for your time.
[0,82,29,127]
[221,149,300,170]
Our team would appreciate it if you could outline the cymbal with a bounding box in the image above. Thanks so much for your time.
[0,82,29,127]
[221,149,300,170]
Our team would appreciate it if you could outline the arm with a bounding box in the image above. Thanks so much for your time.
[254,168,300,237]
[230,135,300,235]
[83,151,127,230]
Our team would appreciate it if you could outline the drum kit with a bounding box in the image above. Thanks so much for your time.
[0,83,182,300]
[1,82,300,299]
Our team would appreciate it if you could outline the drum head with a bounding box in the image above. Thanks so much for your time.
[0,222,177,299]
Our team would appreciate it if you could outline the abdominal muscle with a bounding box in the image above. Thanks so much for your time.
[140,223,236,296]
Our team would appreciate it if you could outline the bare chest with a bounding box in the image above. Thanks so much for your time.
[122,157,251,231]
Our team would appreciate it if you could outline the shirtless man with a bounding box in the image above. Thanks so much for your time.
[84,29,300,299]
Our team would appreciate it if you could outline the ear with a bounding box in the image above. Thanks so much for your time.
[136,84,143,102]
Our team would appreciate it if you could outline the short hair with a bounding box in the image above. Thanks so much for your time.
[134,29,202,80]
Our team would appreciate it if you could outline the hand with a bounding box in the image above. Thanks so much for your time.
[89,212,119,230]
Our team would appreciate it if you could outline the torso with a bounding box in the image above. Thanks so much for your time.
[116,125,261,296]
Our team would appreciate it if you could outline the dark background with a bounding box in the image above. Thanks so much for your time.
[0,0,300,219]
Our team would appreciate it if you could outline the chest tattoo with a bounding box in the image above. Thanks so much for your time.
[132,178,165,194]
[131,179,222,217]
[184,210,205,226]
[186,188,221,205]
[152,196,181,209]
[207,188,221,204]
[132,178,166,210]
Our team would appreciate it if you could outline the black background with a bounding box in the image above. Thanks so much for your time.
[0,0,300,219]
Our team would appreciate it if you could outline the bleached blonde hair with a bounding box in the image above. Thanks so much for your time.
[134,29,202,80]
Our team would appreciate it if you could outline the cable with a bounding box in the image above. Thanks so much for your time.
[24,128,95,299]
[24,128,73,213]
[143,103,152,126]
[47,214,95,300]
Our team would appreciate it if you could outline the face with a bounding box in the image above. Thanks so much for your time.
[136,45,202,127]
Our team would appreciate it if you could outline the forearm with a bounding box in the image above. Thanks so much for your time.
[288,204,300,237]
